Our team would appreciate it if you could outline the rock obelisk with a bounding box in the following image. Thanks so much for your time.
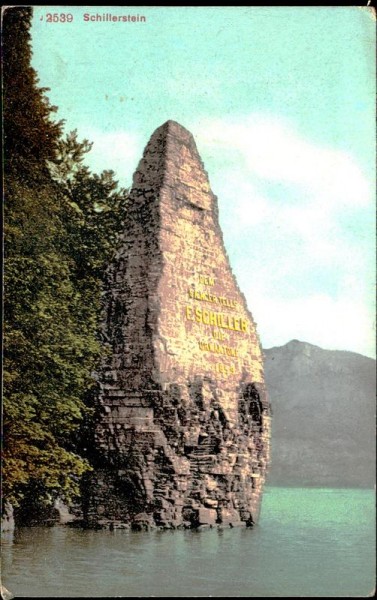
[85,120,270,529]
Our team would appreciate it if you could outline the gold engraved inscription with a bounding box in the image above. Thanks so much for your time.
[199,340,238,357]
[185,305,247,333]
[185,274,247,377]
[188,288,238,310]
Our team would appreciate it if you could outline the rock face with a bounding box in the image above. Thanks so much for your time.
[85,120,270,529]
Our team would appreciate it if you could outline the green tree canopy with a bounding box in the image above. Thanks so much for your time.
[3,7,128,512]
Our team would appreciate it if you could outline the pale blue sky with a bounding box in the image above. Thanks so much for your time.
[31,6,376,357]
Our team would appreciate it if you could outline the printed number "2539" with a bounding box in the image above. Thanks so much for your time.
[46,13,73,22]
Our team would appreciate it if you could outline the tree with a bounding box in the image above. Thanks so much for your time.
[3,7,128,513]
[2,6,62,178]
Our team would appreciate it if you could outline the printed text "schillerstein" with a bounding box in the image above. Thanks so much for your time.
[83,13,147,22]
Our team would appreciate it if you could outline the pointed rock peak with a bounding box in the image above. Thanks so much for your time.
[132,121,213,210]
[155,120,196,145]
[138,120,196,162]
[157,120,199,151]
[143,119,202,164]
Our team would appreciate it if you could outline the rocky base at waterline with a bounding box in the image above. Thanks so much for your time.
[1,503,15,532]
[2,505,253,532]
[71,515,251,531]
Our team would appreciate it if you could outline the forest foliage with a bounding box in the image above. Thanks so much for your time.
[3,6,128,509]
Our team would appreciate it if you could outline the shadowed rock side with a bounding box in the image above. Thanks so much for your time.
[84,121,270,529]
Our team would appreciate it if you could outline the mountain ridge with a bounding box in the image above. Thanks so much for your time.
[265,338,376,361]
[263,339,375,488]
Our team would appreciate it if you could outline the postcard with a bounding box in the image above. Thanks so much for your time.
[2,6,375,598]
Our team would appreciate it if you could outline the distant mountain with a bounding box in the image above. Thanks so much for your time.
[264,340,376,488]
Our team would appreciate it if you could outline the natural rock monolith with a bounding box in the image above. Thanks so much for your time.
[85,120,270,529]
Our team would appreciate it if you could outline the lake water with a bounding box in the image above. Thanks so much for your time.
[1,487,375,597]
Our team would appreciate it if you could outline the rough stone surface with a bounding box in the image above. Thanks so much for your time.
[85,120,271,529]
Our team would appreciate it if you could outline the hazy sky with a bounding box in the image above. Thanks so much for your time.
[31,6,375,357]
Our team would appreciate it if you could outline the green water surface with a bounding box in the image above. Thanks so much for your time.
[2,487,375,597]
